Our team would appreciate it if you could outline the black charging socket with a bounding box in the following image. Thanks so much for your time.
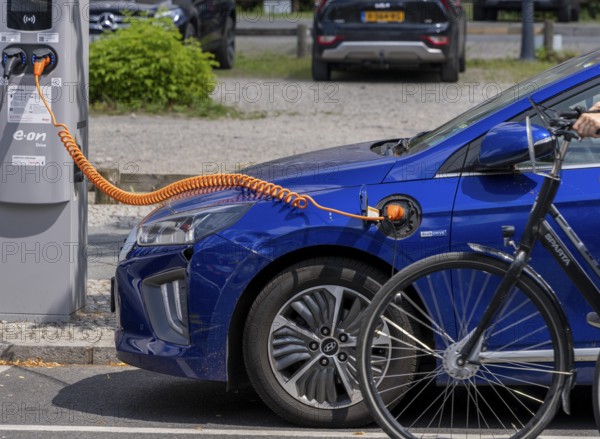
[32,48,57,74]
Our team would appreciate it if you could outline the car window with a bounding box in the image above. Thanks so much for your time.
[322,0,447,24]
[527,82,600,166]
[440,80,600,174]
[406,50,600,157]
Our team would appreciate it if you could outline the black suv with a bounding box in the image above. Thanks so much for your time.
[312,0,467,82]
[473,0,580,22]
[89,0,236,68]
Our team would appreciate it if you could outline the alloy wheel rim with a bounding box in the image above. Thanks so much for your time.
[268,285,392,409]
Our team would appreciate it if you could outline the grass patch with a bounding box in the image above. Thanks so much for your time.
[90,100,267,120]
[464,58,556,83]
[217,52,311,80]
[236,5,313,20]
[219,50,569,84]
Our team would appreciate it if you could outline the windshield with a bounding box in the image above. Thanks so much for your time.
[406,50,600,155]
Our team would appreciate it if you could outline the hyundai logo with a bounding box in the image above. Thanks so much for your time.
[321,339,339,355]
[100,13,117,30]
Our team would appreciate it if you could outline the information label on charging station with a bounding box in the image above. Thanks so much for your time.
[7,84,52,123]
[12,154,46,166]
[0,32,20,42]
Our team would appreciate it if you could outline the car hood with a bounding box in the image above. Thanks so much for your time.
[158,140,398,215]
[243,141,395,186]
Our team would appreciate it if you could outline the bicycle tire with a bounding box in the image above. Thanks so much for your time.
[593,351,600,432]
[358,252,571,439]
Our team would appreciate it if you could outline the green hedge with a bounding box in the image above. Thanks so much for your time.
[90,17,217,110]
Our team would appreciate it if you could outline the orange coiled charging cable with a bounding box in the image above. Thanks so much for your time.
[33,61,403,222]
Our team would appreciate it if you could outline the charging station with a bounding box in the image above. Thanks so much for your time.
[0,0,89,321]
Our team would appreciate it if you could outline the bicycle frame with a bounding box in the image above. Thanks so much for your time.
[459,138,600,362]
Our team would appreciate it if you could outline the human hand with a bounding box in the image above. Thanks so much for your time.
[573,104,600,138]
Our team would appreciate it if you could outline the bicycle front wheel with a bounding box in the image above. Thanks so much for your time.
[358,252,571,439]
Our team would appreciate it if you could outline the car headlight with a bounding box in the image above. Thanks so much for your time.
[137,204,252,247]
[156,7,185,24]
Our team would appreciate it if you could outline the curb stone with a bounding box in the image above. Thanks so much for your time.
[0,279,119,366]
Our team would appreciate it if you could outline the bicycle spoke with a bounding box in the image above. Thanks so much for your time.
[479,366,540,418]
[378,368,443,392]
[390,301,455,346]
[395,366,444,417]
[358,257,567,439]
[425,273,453,348]
[407,376,453,429]
[479,365,550,389]
[381,316,442,358]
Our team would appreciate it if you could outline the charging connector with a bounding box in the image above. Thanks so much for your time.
[32,48,56,75]
[33,56,51,77]
[386,204,405,222]
[2,48,27,79]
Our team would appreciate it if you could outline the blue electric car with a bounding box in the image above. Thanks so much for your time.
[114,50,600,427]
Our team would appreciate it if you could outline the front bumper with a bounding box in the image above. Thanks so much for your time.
[114,234,270,382]
[320,41,446,64]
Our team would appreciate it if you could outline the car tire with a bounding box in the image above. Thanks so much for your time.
[312,54,331,81]
[459,48,466,73]
[484,7,497,20]
[557,1,571,22]
[571,4,580,21]
[243,257,417,427]
[473,1,485,20]
[441,54,459,82]
[183,22,196,41]
[214,16,235,69]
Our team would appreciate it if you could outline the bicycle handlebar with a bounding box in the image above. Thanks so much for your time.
[546,107,600,139]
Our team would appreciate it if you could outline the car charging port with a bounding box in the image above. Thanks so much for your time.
[2,47,27,79]
[32,48,57,75]
[377,195,422,239]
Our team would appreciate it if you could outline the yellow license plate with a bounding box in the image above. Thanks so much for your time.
[362,10,405,22]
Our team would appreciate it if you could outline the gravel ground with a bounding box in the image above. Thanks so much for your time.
[89,77,497,175]
[88,204,154,228]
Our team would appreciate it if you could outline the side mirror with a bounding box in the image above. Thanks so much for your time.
[479,122,556,169]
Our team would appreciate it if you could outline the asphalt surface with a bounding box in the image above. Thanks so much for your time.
[0,365,598,438]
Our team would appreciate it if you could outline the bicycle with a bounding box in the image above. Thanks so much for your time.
[357,105,600,438]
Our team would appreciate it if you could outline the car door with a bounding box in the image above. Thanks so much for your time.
[193,0,222,47]
[450,80,600,363]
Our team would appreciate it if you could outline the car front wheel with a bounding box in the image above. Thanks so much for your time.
[557,1,571,22]
[214,16,235,69]
[441,54,459,82]
[312,53,331,81]
[243,258,417,427]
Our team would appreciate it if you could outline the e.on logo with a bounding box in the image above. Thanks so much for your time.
[13,130,47,142]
